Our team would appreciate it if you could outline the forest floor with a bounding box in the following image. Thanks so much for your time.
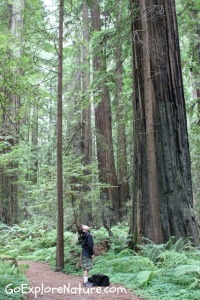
[21,261,141,300]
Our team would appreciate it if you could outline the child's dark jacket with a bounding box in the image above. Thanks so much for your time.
[81,231,94,258]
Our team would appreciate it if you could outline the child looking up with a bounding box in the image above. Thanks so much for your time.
[78,224,94,286]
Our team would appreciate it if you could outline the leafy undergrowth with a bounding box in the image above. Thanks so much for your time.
[0,221,200,300]
[0,260,28,300]
[91,238,200,300]
[0,221,128,275]
[0,221,82,274]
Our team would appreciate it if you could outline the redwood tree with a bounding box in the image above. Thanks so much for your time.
[130,0,199,245]
[90,0,120,221]
[80,0,93,224]
[82,0,92,165]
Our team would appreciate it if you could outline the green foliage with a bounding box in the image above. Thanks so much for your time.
[0,0,199,298]
[90,233,200,300]
[0,221,82,275]
[1,222,200,300]
[176,0,200,218]
[0,261,28,300]
[137,271,154,287]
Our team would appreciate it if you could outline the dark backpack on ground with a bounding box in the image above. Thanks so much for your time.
[88,274,109,286]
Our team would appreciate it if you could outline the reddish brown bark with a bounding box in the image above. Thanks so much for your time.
[79,0,93,224]
[130,0,199,245]
[91,0,120,221]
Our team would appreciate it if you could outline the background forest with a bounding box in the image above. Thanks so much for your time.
[0,0,199,234]
[0,0,200,299]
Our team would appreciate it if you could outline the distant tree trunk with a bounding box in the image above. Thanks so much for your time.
[80,0,93,224]
[91,0,120,222]
[130,0,199,245]
[31,104,38,183]
[82,0,92,164]
[115,9,129,220]
[191,29,200,124]
[0,0,24,225]
[56,0,64,271]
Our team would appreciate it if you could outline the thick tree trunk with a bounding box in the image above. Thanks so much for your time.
[91,0,120,222]
[139,0,163,243]
[115,9,129,220]
[56,0,64,271]
[130,0,199,245]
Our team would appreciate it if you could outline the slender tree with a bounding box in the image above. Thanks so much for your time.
[56,0,64,270]
[31,104,38,183]
[80,0,93,224]
[130,0,199,245]
[82,0,92,164]
[115,6,129,220]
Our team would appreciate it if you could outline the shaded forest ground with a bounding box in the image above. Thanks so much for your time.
[21,261,140,300]
[1,224,200,300]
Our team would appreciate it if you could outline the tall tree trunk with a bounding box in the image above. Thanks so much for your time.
[80,0,93,224]
[140,0,163,243]
[115,9,129,220]
[82,0,92,165]
[56,0,64,271]
[130,0,199,245]
[91,0,120,222]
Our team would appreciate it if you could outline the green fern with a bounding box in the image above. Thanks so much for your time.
[169,264,200,288]
[1,222,200,300]
[137,242,165,263]
[157,251,188,268]
[0,261,27,300]
[137,270,154,287]
[172,237,192,252]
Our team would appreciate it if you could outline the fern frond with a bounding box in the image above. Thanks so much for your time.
[137,270,154,287]
[173,237,192,252]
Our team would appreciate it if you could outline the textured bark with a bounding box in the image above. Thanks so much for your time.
[91,0,120,221]
[115,10,129,220]
[140,0,163,243]
[130,0,199,245]
[80,0,93,224]
[56,0,64,271]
